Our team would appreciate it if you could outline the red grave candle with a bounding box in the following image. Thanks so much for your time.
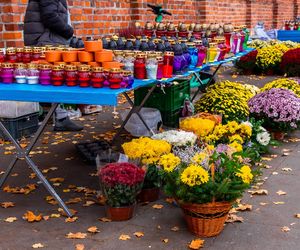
[51,65,65,86]
[65,64,78,87]
[134,53,146,80]
[23,47,33,63]
[108,68,123,89]
[77,65,90,88]
[16,47,24,63]
[163,51,174,78]
[6,48,17,63]
[91,67,105,88]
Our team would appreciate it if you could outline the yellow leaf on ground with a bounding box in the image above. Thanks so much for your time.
[281,226,290,232]
[66,232,87,239]
[4,217,17,223]
[119,234,131,241]
[248,189,268,195]
[23,211,42,222]
[188,239,205,249]
[273,201,285,205]
[87,226,100,233]
[63,189,71,193]
[276,190,287,196]
[50,214,61,218]
[152,204,164,209]
[165,197,175,204]
[171,226,180,232]
[75,244,85,250]
[66,197,82,204]
[272,172,279,175]
[11,173,18,177]
[259,202,268,206]
[32,243,44,248]
[58,208,77,217]
[282,167,292,172]
[49,178,64,183]
[43,216,50,221]
[295,214,300,218]
[65,217,78,223]
[236,203,252,212]
[226,214,244,223]
[133,232,144,238]
[162,239,169,243]
[99,217,112,222]
[1,202,15,208]
[83,201,95,207]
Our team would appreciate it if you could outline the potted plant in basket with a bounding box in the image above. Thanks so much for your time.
[122,137,171,202]
[98,162,145,221]
[248,88,300,140]
[160,144,257,237]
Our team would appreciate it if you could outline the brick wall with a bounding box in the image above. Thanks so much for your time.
[0,0,299,47]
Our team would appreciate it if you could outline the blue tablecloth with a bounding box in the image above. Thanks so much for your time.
[0,49,252,106]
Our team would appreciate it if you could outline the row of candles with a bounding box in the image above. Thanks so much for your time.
[0,63,134,89]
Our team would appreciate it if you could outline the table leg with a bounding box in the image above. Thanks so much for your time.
[0,103,73,218]
[112,84,157,143]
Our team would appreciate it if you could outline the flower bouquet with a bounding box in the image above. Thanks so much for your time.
[235,49,258,74]
[160,144,257,237]
[260,78,300,97]
[179,118,216,138]
[151,130,197,147]
[99,162,145,221]
[248,88,300,138]
[122,137,171,202]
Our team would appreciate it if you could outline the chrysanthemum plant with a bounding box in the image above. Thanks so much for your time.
[160,145,258,204]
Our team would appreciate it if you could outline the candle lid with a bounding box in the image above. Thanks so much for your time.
[27,63,38,69]
[113,50,124,56]
[39,64,52,70]
[110,68,121,73]
[46,47,56,51]
[125,51,135,57]
[6,47,16,54]
[77,65,90,71]
[15,63,26,69]
[24,47,33,53]
[136,53,145,59]
[52,65,63,70]
[16,47,24,52]
[122,70,132,76]
[92,66,104,72]
[154,51,163,56]
[65,64,77,71]
[164,51,174,56]
[194,40,203,45]
[33,47,42,53]
[156,56,163,62]
[186,42,196,47]
[2,62,14,68]
[147,53,157,59]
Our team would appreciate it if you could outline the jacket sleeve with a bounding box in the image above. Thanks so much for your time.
[39,0,74,39]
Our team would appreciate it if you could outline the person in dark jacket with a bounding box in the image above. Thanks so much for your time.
[24,0,83,131]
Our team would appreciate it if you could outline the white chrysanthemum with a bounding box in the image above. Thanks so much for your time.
[152,130,197,147]
[241,121,253,128]
[256,131,271,146]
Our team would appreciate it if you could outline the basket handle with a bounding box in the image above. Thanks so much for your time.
[211,163,215,203]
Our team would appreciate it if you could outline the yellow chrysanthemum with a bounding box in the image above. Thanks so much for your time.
[226,121,240,134]
[229,141,243,152]
[179,118,215,138]
[180,164,209,187]
[192,152,208,165]
[236,165,253,184]
[229,134,244,144]
[159,153,181,173]
[239,124,252,137]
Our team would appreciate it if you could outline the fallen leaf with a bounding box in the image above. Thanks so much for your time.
[66,197,82,204]
[273,201,285,205]
[32,243,44,248]
[50,213,61,218]
[11,173,18,177]
[276,190,287,196]
[66,232,87,239]
[75,244,85,250]
[29,173,36,179]
[295,214,300,218]
[98,217,112,222]
[87,226,99,233]
[290,222,296,226]
[157,225,161,230]
[162,239,169,243]
[282,152,290,156]
[281,226,290,232]
[49,178,64,183]
[119,234,131,241]
[165,197,175,204]
[236,203,252,212]
[262,157,272,161]
[134,232,144,238]
[58,208,77,217]
[171,226,180,232]
[152,204,164,209]
[65,217,78,223]
[259,202,268,206]
[248,189,268,195]
[282,168,292,172]
[4,217,17,223]
[83,201,95,207]
[43,216,50,221]
[0,171,5,175]
[63,189,71,193]
[23,211,42,222]
[226,214,244,223]
[188,239,205,249]
[1,202,15,208]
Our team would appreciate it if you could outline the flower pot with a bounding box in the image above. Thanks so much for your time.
[45,51,62,63]
[84,40,103,52]
[138,187,160,202]
[179,201,232,237]
[95,50,113,63]
[271,131,285,140]
[102,61,122,70]
[106,203,136,221]
[78,51,94,63]
[88,61,101,67]
[62,51,78,62]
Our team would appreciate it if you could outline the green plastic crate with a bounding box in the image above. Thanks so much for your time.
[134,79,190,112]
[160,109,181,128]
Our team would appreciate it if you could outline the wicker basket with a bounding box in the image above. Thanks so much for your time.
[179,201,232,237]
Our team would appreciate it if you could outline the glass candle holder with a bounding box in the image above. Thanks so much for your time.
[51,65,65,86]
[108,68,123,89]
[216,38,227,61]
[64,64,78,87]
[32,47,42,61]
[156,56,164,80]
[14,63,27,84]
[134,53,146,79]
[195,40,207,66]
[163,51,174,78]
[122,70,134,89]
[23,47,33,63]
[230,33,239,54]
[207,43,218,63]
[113,50,124,63]
[77,65,90,87]
[16,48,24,63]
[103,69,110,87]
[1,63,15,83]
[187,42,198,70]
[26,63,39,84]
[123,52,135,72]
[39,64,52,85]
[6,48,17,63]
[91,66,105,88]
[146,54,158,80]
[224,32,232,53]
[0,48,5,63]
